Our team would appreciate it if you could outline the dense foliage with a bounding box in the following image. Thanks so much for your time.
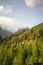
[0,23,43,65]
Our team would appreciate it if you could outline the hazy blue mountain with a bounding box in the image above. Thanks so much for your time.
[0,27,12,38]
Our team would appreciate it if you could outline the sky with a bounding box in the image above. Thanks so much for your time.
[0,0,43,32]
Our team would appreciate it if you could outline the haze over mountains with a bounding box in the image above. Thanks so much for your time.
[0,27,12,38]
[0,23,43,38]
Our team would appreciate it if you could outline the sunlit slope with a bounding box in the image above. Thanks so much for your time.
[0,23,43,65]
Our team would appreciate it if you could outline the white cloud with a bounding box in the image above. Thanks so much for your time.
[25,0,36,7]
[0,5,4,12]
[0,16,21,32]
[5,8,12,14]
[0,5,12,14]
[25,0,43,8]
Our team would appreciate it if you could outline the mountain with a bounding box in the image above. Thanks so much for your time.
[0,23,43,65]
[0,27,12,38]
[10,23,43,42]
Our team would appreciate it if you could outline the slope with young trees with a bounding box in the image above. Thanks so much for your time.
[0,23,43,65]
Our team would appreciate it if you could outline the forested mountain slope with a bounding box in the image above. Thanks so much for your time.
[0,23,43,65]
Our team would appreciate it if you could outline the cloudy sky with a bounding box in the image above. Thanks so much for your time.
[0,0,43,32]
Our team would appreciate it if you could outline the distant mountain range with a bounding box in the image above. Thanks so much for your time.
[0,27,12,38]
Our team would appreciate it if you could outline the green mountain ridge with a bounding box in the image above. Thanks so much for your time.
[0,23,43,65]
[9,23,43,43]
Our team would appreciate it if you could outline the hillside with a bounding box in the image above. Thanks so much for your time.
[0,23,43,65]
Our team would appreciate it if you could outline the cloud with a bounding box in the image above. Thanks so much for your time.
[25,0,43,8]
[0,5,12,14]
[0,6,4,12]
[25,0,36,7]
[0,16,21,32]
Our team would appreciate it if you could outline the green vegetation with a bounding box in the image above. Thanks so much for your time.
[0,23,43,65]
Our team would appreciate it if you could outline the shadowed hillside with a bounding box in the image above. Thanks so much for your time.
[0,23,43,65]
